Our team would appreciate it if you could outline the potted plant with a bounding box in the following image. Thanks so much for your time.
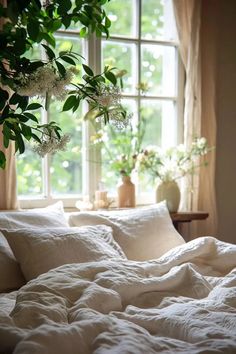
[137,137,213,212]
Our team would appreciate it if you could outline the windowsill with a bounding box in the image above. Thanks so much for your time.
[18,193,156,210]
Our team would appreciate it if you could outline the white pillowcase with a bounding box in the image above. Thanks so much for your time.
[69,202,185,261]
[3,225,127,281]
[0,232,25,292]
[0,202,69,292]
[0,201,69,229]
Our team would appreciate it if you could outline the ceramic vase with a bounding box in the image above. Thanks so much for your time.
[117,175,135,208]
[156,180,180,212]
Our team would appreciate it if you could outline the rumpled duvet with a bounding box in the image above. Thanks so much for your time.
[1,236,236,354]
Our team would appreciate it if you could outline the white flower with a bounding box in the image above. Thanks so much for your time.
[109,111,132,130]
[90,83,121,108]
[15,64,74,100]
[33,132,71,157]
[137,138,212,182]
[88,83,130,129]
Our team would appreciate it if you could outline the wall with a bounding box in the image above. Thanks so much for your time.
[214,0,236,243]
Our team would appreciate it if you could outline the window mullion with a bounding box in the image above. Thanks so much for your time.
[41,108,51,199]
[82,35,102,201]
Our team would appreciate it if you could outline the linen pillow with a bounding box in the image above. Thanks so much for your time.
[0,202,69,292]
[3,225,127,281]
[0,232,25,292]
[0,201,69,229]
[68,201,185,261]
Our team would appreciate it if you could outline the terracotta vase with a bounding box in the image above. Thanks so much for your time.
[117,175,135,208]
[156,180,180,212]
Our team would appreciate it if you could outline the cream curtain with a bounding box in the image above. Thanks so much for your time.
[0,0,19,210]
[173,0,217,237]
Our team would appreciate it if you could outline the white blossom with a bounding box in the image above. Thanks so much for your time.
[137,138,212,182]
[33,133,71,157]
[90,83,121,108]
[15,65,74,100]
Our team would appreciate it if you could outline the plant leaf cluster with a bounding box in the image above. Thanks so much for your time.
[0,0,112,168]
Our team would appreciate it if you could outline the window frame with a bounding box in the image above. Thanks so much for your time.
[19,1,184,209]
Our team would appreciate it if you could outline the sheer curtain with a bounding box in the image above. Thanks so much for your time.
[173,0,217,236]
[0,0,19,210]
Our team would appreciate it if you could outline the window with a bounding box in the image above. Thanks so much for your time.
[18,0,182,208]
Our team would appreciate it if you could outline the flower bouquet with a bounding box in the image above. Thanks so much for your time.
[137,137,213,211]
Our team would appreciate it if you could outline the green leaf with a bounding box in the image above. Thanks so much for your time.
[23,112,39,123]
[82,64,94,76]
[57,0,72,14]
[77,13,90,27]
[21,124,32,140]
[60,55,76,65]
[54,129,61,139]
[105,71,117,85]
[75,0,83,8]
[105,16,111,28]
[3,124,11,148]
[26,103,42,111]
[56,60,66,76]
[0,88,9,102]
[0,151,6,169]
[72,97,81,112]
[18,96,29,111]
[9,93,20,105]
[100,0,108,5]
[40,32,56,48]
[84,5,93,18]
[27,20,40,42]
[0,100,5,111]
[62,95,77,111]
[41,44,55,60]
[31,133,41,144]
[3,133,9,149]
[95,28,102,37]
[51,19,62,32]
[61,16,71,29]
[15,132,25,154]
[1,104,9,119]
[79,27,87,37]
[28,61,44,72]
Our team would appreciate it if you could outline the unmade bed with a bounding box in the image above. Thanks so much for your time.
[0,202,235,353]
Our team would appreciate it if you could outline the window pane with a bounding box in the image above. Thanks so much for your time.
[141,99,176,147]
[138,99,176,193]
[17,149,43,196]
[102,40,136,94]
[141,0,177,41]
[141,44,176,96]
[104,0,136,37]
[49,99,83,195]
[141,100,162,147]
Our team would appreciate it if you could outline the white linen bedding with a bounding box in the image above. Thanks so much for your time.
[0,236,236,354]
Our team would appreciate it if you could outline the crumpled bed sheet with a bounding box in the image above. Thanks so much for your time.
[0,236,236,354]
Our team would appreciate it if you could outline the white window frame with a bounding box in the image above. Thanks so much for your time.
[19,0,184,209]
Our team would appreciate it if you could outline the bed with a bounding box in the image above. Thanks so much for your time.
[0,202,235,354]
